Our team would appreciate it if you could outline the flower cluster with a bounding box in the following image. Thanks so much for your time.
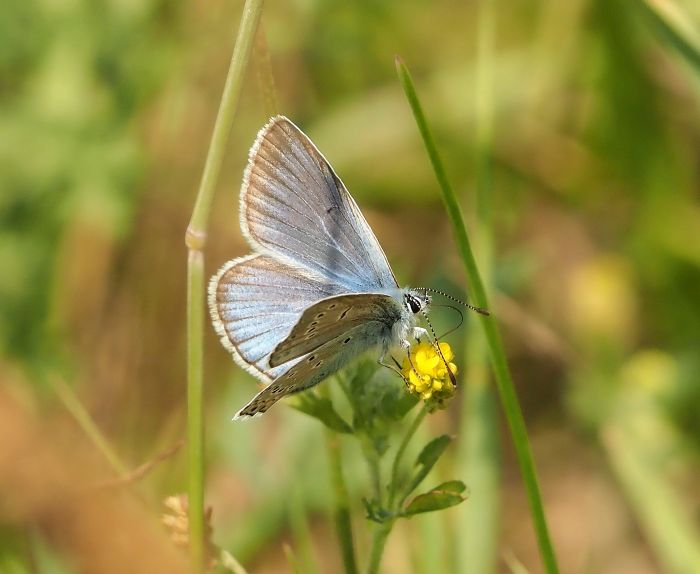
[401,341,458,408]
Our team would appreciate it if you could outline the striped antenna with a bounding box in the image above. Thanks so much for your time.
[419,287,490,316]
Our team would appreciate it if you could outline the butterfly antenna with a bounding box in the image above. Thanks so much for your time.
[420,309,458,388]
[430,303,464,338]
[420,287,490,316]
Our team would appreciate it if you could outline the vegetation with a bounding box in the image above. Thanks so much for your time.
[1,0,699,573]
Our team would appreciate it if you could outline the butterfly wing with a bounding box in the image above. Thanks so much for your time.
[241,116,398,291]
[209,254,350,383]
[235,321,390,419]
[268,293,404,367]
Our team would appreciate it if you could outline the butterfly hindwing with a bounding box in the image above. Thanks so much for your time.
[209,254,349,382]
[268,293,403,368]
[241,116,398,291]
[235,321,389,419]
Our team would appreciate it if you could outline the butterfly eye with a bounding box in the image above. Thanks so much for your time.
[406,295,422,314]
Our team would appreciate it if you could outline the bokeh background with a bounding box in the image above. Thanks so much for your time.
[1,0,699,572]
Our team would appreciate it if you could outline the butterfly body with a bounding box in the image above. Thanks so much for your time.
[209,116,430,419]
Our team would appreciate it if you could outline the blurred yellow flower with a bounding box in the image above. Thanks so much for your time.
[401,341,458,408]
[567,254,637,348]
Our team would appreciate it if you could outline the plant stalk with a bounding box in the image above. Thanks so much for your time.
[456,0,500,571]
[325,430,359,574]
[186,249,206,571]
[389,404,428,507]
[185,0,264,570]
[366,521,393,574]
[365,404,427,574]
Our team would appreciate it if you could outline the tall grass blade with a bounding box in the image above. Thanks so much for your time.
[395,57,560,574]
[638,0,700,73]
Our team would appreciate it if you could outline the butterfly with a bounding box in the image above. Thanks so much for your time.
[209,116,472,419]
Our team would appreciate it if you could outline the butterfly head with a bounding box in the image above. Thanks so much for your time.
[404,289,431,315]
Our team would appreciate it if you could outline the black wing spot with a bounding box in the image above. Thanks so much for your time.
[339,309,349,319]
[328,303,336,309]
[316,313,325,319]
[307,355,315,362]
[310,321,318,326]
[314,361,322,368]
[343,337,351,344]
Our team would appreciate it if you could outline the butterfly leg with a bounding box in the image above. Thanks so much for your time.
[404,347,423,382]
[412,327,428,342]
[378,344,421,387]
[377,349,410,386]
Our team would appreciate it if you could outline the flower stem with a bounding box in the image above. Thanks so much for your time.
[389,404,428,507]
[365,404,428,574]
[325,429,359,574]
[185,0,264,570]
[396,57,560,574]
[365,521,393,574]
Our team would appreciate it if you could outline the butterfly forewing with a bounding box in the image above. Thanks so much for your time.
[241,116,398,292]
[209,254,350,382]
[268,293,403,367]
[235,321,390,419]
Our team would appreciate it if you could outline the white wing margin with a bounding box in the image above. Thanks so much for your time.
[208,254,350,383]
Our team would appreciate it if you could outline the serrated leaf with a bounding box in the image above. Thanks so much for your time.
[291,393,352,434]
[401,481,469,516]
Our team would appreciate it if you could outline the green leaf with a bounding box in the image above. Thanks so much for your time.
[430,479,467,495]
[403,434,452,496]
[417,435,453,467]
[291,393,352,434]
[401,480,469,517]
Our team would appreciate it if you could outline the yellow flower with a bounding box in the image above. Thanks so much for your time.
[401,341,458,408]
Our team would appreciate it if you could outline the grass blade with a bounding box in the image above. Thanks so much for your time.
[395,57,560,574]
[638,0,700,73]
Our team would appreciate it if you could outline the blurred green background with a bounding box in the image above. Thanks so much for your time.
[1,0,699,572]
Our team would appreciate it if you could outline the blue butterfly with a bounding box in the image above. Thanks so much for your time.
[210,116,455,419]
